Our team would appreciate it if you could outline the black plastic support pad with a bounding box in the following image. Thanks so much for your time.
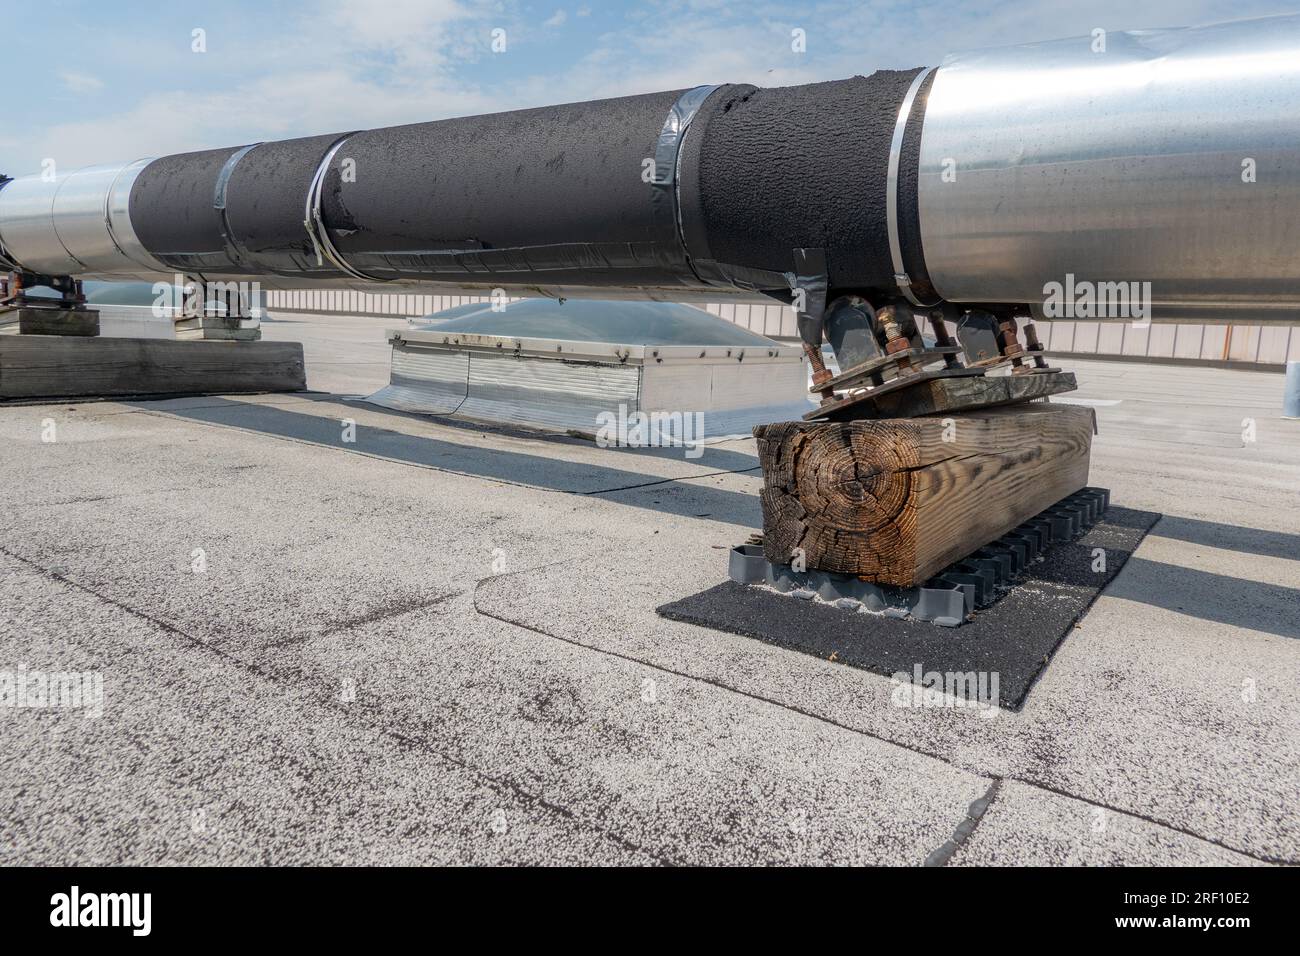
[657,505,1161,711]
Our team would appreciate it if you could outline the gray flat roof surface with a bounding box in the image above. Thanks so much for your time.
[1,309,1296,865]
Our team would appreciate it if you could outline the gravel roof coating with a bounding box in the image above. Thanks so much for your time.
[0,310,1295,866]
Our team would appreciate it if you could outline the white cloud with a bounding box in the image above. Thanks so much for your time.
[11,0,1298,175]
[26,69,499,173]
[319,0,472,71]
[59,71,104,95]
[544,10,567,28]
[12,0,503,172]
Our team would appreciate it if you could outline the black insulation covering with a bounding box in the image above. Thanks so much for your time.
[319,90,701,287]
[126,69,935,299]
[131,146,249,274]
[688,70,925,291]
[677,84,755,271]
[223,132,355,278]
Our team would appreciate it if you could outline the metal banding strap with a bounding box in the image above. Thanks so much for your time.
[213,143,262,270]
[214,144,259,210]
[653,84,719,189]
[886,65,939,308]
[303,134,386,283]
[656,84,737,287]
[653,84,718,286]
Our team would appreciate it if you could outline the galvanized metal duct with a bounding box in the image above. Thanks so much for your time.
[916,15,1300,325]
[2,15,1300,325]
[0,159,164,279]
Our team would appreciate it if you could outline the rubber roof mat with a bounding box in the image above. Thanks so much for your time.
[657,505,1161,710]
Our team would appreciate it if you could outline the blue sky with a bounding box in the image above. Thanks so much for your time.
[3,0,1296,174]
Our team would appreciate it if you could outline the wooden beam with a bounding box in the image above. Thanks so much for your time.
[15,307,101,337]
[0,335,306,400]
[755,403,1094,586]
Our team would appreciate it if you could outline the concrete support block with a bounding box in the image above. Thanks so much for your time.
[175,315,262,341]
[16,307,100,337]
[0,335,304,400]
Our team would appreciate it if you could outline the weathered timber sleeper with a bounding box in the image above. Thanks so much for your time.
[754,403,1094,586]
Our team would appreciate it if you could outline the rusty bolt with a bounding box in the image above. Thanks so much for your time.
[1023,321,1049,368]
[803,341,836,401]
[879,305,916,374]
[929,312,963,369]
[997,316,1028,372]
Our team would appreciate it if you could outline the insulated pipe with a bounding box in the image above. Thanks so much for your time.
[2,15,1300,326]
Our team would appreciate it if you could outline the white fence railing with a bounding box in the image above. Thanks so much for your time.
[265,290,1298,368]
